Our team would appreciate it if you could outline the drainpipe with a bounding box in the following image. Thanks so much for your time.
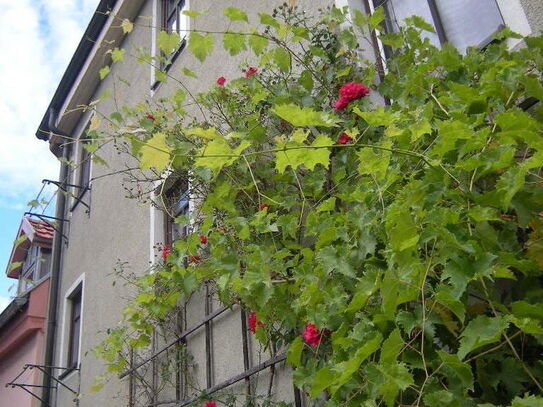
[41,109,69,407]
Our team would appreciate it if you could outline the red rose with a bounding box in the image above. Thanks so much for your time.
[339,82,370,101]
[189,255,201,263]
[337,132,353,145]
[303,323,322,346]
[216,76,226,86]
[245,67,258,78]
[248,311,264,334]
[204,402,216,407]
[259,203,269,211]
[146,113,156,121]
[199,235,208,245]
[161,244,171,261]
[334,97,349,110]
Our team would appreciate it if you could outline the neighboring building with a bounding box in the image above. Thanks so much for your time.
[23,1,542,407]
[0,217,53,407]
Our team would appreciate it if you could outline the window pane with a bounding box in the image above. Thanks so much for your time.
[79,140,91,188]
[384,0,441,46]
[435,0,503,51]
[68,289,82,367]
[179,0,188,40]
[167,13,177,34]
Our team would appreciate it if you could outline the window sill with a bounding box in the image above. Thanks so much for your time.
[57,365,79,381]
[70,185,91,213]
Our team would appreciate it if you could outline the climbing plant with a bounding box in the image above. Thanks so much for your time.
[91,4,543,406]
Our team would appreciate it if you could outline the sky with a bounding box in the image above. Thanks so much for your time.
[0,0,101,311]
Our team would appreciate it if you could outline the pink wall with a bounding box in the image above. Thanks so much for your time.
[0,279,49,407]
[0,331,45,407]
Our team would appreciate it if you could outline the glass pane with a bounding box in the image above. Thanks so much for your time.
[167,13,178,34]
[179,1,188,40]
[385,0,441,47]
[435,0,503,52]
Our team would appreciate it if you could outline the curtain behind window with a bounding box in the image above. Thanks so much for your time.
[435,0,503,51]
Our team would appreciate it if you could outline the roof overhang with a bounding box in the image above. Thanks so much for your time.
[35,0,146,151]
[6,218,53,279]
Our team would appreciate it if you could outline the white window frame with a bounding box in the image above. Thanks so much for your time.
[58,273,85,372]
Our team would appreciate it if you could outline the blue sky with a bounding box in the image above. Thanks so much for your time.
[0,0,100,311]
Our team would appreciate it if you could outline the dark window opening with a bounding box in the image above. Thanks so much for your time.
[79,139,91,193]
[164,177,190,245]
[154,0,188,87]
[67,286,82,369]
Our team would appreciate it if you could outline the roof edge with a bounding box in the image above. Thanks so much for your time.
[35,0,119,141]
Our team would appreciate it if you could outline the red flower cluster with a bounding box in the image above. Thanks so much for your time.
[334,82,370,110]
[189,255,201,263]
[337,132,353,144]
[245,67,258,78]
[146,113,156,121]
[216,76,226,86]
[161,244,171,261]
[199,235,208,245]
[303,323,322,346]
[248,311,264,334]
[204,401,216,407]
[259,203,269,211]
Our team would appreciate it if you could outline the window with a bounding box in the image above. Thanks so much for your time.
[163,0,188,39]
[78,138,91,193]
[164,178,190,245]
[17,246,51,294]
[160,0,188,68]
[375,0,504,52]
[67,286,82,368]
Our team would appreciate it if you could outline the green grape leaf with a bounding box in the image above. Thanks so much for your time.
[223,32,247,56]
[195,139,250,174]
[286,336,303,367]
[99,65,110,80]
[273,47,291,72]
[181,67,198,78]
[271,104,338,127]
[223,7,248,22]
[438,351,474,391]
[189,32,213,62]
[330,332,382,394]
[309,366,334,398]
[248,33,268,55]
[158,31,180,54]
[121,18,133,34]
[458,315,509,360]
[140,133,172,173]
[111,47,125,63]
[258,13,280,29]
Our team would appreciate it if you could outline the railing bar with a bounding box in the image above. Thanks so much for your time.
[174,352,286,407]
[119,306,229,379]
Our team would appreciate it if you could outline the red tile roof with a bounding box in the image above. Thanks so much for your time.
[26,217,55,241]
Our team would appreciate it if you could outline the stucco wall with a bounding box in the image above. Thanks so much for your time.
[519,0,543,34]
[46,0,374,406]
[0,332,44,407]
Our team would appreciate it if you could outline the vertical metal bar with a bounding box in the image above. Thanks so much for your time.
[152,329,158,405]
[240,310,251,395]
[204,284,213,388]
[293,386,303,407]
[129,349,134,407]
[426,0,448,45]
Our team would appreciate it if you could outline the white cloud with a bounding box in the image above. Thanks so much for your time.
[0,295,11,313]
[0,0,99,209]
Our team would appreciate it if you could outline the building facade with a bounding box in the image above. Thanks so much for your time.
[1,217,53,406]
[23,1,543,407]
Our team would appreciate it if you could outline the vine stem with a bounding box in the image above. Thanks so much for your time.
[243,155,261,206]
